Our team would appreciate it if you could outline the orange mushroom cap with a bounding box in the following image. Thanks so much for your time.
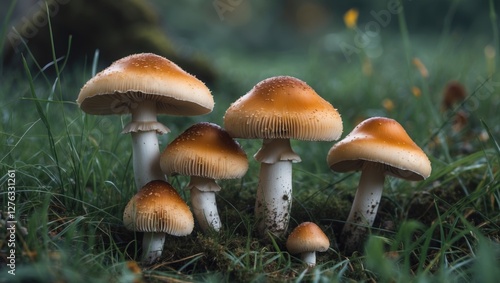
[160,122,248,181]
[77,53,214,116]
[224,76,342,141]
[327,117,431,181]
[286,222,330,254]
[123,180,194,236]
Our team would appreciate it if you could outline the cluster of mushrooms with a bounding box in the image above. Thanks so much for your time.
[77,53,432,266]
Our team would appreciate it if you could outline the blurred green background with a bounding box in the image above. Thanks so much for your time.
[2,0,499,173]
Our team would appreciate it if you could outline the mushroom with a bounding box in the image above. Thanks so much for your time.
[327,117,431,254]
[224,76,343,238]
[286,222,330,267]
[160,122,248,232]
[123,180,194,264]
[77,53,214,190]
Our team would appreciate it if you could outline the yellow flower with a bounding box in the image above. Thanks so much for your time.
[126,261,142,274]
[382,98,395,111]
[478,130,489,142]
[411,86,421,97]
[484,45,496,75]
[412,58,429,78]
[362,58,373,76]
[343,8,358,29]
[484,44,496,59]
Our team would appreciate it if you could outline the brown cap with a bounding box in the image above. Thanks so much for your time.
[327,117,431,181]
[286,222,330,254]
[123,180,194,236]
[160,122,248,180]
[77,53,214,116]
[223,76,342,141]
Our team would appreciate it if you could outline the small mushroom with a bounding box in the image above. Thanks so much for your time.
[327,117,431,254]
[123,180,194,264]
[286,222,330,267]
[224,76,343,238]
[77,53,214,190]
[160,122,248,232]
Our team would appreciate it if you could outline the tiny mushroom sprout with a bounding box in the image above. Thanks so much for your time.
[123,180,194,264]
[160,122,248,233]
[286,222,330,267]
[77,53,214,190]
[224,76,343,238]
[327,116,431,254]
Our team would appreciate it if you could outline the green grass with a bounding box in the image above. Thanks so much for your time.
[1,2,500,282]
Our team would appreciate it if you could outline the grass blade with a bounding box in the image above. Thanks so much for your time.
[21,55,64,190]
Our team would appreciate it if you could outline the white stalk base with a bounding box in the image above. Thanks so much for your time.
[142,232,166,264]
[301,251,316,267]
[340,161,385,254]
[191,187,221,232]
[255,161,293,238]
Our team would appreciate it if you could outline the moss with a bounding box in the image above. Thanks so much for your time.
[406,183,467,226]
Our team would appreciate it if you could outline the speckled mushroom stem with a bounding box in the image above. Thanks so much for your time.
[125,100,168,190]
[142,232,166,264]
[340,161,385,254]
[255,139,301,238]
[255,161,292,237]
[188,176,222,232]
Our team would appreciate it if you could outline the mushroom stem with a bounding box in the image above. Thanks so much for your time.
[255,139,301,238]
[142,232,166,264]
[255,161,293,238]
[301,251,317,267]
[131,131,165,188]
[189,176,222,232]
[341,161,386,253]
[127,100,166,190]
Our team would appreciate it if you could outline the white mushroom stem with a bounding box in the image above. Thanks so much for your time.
[130,131,165,188]
[124,100,169,190]
[255,161,292,237]
[188,176,222,232]
[255,139,301,238]
[341,161,386,253]
[301,251,317,267]
[142,232,166,264]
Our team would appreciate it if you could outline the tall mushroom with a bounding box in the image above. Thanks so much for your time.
[224,76,343,238]
[123,180,194,264]
[327,117,431,254]
[160,122,248,232]
[77,53,214,190]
